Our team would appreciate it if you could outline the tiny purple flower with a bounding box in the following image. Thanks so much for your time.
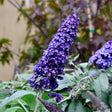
[71,95,76,100]
[109,79,112,84]
[66,88,72,92]
[49,93,64,102]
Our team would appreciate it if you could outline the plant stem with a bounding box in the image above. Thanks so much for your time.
[34,100,39,112]
[57,89,73,104]
[17,99,29,112]
[7,0,48,38]
[34,92,41,112]
[58,95,71,104]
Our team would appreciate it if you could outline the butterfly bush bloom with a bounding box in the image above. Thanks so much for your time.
[29,11,80,90]
[89,41,112,69]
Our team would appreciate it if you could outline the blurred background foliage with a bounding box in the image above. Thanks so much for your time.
[0,0,112,71]
[0,38,13,65]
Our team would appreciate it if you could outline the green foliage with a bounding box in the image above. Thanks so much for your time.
[93,73,109,103]
[0,88,9,100]
[0,90,36,108]
[0,38,13,65]
[0,55,112,111]
[109,94,112,108]
[5,106,24,112]
[15,74,33,81]
[68,101,87,112]
[21,94,37,111]
[56,74,75,91]
[0,0,4,5]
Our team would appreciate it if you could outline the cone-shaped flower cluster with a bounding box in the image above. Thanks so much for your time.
[89,41,112,68]
[29,12,80,90]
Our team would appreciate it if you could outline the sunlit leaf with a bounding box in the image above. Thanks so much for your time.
[0,90,36,109]
[93,72,109,103]
[56,74,75,91]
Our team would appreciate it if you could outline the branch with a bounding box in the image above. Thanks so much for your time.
[8,0,48,38]
[2,46,19,57]
[94,0,101,35]
[74,42,86,62]
[86,0,94,41]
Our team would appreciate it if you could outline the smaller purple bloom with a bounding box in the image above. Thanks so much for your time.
[49,93,64,102]
[89,41,112,68]
[109,79,112,84]
[9,90,17,96]
[71,95,76,100]
[66,88,72,92]
[109,91,112,94]
[73,86,78,91]
[4,87,10,90]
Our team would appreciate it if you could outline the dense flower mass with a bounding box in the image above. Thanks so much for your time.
[29,11,80,90]
[89,41,112,68]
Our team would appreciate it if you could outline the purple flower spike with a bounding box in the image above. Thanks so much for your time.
[29,10,80,90]
[89,41,112,69]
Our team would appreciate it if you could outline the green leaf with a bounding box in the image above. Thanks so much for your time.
[21,80,29,88]
[61,102,68,111]
[15,74,33,81]
[0,0,4,5]
[72,54,79,62]
[64,68,75,72]
[81,91,90,100]
[88,68,99,75]
[42,91,50,100]
[0,88,9,99]
[0,90,36,109]
[68,101,86,112]
[68,54,79,65]
[0,38,11,46]
[106,66,112,73]
[26,69,34,73]
[26,65,34,68]
[47,97,57,104]
[5,106,24,112]
[0,81,24,87]
[93,72,109,103]
[77,62,89,72]
[56,74,75,91]
[21,94,36,111]
[109,94,112,108]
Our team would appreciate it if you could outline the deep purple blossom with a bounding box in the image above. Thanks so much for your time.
[29,11,80,90]
[66,88,72,92]
[109,91,112,94]
[49,93,64,102]
[89,41,112,69]
[109,79,112,84]
[71,95,76,100]
[4,87,10,90]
